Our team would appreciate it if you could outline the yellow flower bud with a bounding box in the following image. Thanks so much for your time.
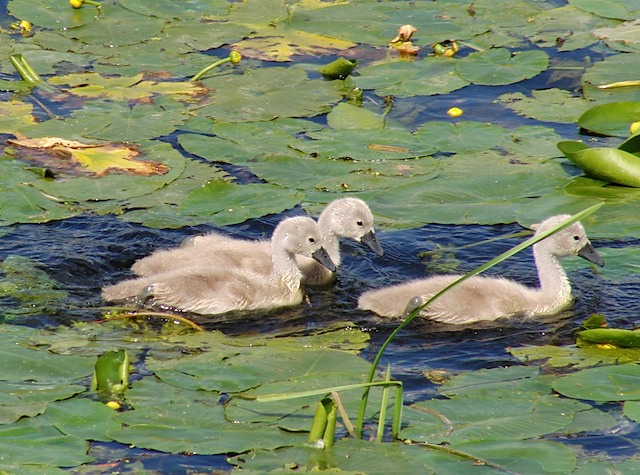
[630,121,640,135]
[447,107,463,118]
[229,51,242,65]
[70,0,84,8]
[106,401,121,410]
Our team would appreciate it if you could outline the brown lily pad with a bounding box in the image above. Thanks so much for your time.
[6,135,169,177]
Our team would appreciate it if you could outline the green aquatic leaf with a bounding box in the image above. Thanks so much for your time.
[497,89,593,124]
[181,180,303,225]
[48,73,205,100]
[624,400,640,422]
[0,100,35,133]
[0,416,92,467]
[582,54,640,102]
[508,344,640,369]
[110,377,302,455]
[553,364,640,402]
[0,255,69,317]
[196,67,343,122]
[0,158,79,226]
[521,5,617,51]
[41,398,121,442]
[456,48,549,86]
[355,57,469,97]
[327,102,384,130]
[578,101,640,137]
[569,0,640,20]
[558,140,640,187]
[294,127,437,161]
[58,5,166,47]
[119,0,230,20]
[413,121,510,153]
[8,0,97,29]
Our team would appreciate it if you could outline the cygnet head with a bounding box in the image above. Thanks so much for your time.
[533,215,604,266]
[273,216,337,271]
[321,198,384,256]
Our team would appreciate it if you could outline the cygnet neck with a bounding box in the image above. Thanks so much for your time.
[531,241,572,314]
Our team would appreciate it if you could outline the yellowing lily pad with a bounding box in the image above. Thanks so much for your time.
[48,73,206,100]
[0,100,35,133]
[7,136,168,177]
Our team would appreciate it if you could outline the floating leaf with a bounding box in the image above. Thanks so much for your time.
[509,344,640,369]
[554,364,640,402]
[0,100,35,133]
[413,121,510,153]
[558,140,640,187]
[48,73,206,100]
[582,54,640,102]
[497,89,592,124]
[569,0,640,21]
[456,48,549,86]
[7,136,168,177]
[196,67,343,122]
[577,101,640,137]
[355,57,469,97]
[181,180,303,226]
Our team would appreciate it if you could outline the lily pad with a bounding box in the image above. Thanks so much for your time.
[497,89,593,124]
[558,140,640,187]
[578,101,640,137]
[196,67,343,122]
[355,57,470,98]
[569,0,640,20]
[553,364,640,402]
[413,121,510,153]
[456,48,549,86]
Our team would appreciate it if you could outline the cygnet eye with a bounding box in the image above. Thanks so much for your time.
[308,237,315,243]
[356,220,363,226]
[573,235,580,241]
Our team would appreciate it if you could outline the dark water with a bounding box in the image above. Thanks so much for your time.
[1,205,632,471]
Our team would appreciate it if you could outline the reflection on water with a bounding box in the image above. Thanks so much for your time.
[0,210,636,469]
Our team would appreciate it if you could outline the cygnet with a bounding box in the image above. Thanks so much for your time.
[132,197,383,286]
[102,216,336,315]
[357,215,604,324]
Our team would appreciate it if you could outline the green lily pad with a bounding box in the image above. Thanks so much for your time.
[180,180,304,226]
[196,67,343,122]
[578,101,640,137]
[355,57,470,97]
[456,48,549,86]
[558,140,640,187]
[413,121,510,153]
[508,344,640,369]
[0,416,92,467]
[110,377,302,455]
[569,0,640,20]
[497,89,593,124]
[553,364,640,402]
[582,54,640,102]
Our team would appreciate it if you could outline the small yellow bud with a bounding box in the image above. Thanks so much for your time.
[630,121,640,135]
[70,0,84,8]
[106,401,121,410]
[447,107,463,118]
[19,20,32,32]
[229,51,242,65]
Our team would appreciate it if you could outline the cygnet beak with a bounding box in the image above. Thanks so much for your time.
[361,230,384,256]
[312,247,337,272]
[578,242,604,267]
